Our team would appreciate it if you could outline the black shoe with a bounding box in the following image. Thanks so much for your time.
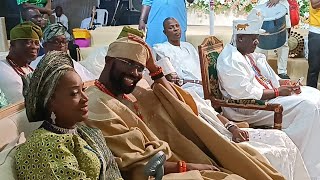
[278,73,290,79]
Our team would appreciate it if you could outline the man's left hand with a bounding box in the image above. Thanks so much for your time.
[267,0,280,7]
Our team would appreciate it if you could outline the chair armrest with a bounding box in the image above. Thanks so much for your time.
[211,98,281,111]
[211,98,283,130]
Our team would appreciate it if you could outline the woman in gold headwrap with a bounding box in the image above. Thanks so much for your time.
[15,51,123,180]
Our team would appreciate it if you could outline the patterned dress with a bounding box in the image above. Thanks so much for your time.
[15,122,123,180]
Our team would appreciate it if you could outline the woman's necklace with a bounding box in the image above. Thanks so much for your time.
[6,56,34,77]
[245,54,275,90]
[94,80,143,120]
[41,121,78,135]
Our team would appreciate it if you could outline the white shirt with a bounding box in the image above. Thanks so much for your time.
[152,41,204,97]
[52,13,69,30]
[30,55,97,82]
[217,44,280,100]
[80,17,97,29]
[0,59,33,104]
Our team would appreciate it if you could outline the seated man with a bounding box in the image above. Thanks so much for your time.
[150,17,309,180]
[152,17,203,97]
[217,9,320,179]
[84,35,286,180]
[0,21,42,104]
[30,23,96,81]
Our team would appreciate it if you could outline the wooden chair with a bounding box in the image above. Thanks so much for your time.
[198,36,283,130]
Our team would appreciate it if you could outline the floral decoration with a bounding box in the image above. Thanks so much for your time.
[188,0,256,15]
[188,0,310,19]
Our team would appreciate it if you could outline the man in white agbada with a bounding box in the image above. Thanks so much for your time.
[0,22,42,104]
[30,23,96,81]
[152,17,203,98]
[217,8,320,180]
[147,17,310,180]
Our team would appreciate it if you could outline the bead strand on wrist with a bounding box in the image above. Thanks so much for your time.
[177,161,187,173]
[274,88,279,97]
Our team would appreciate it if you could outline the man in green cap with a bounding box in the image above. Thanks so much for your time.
[0,21,42,104]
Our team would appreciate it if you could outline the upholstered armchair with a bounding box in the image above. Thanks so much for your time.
[198,36,283,130]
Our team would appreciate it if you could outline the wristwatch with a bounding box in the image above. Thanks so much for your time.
[177,79,184,86]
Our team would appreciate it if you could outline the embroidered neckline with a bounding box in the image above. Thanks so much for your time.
[94,80,144,120]
[245,54,275,90]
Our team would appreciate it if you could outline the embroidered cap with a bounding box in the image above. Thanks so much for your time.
[233,8,266,35]
[107,37,149,66]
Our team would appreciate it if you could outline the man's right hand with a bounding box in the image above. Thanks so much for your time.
[138,20,146,32]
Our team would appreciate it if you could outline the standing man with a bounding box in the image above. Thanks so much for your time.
[255,0,291,79]
[52,6,69,30]
[138,0,194,47]
[306,0,320,88]
[0,21,42,104]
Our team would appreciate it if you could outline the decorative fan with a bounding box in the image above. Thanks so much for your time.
[288,31,304,58]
